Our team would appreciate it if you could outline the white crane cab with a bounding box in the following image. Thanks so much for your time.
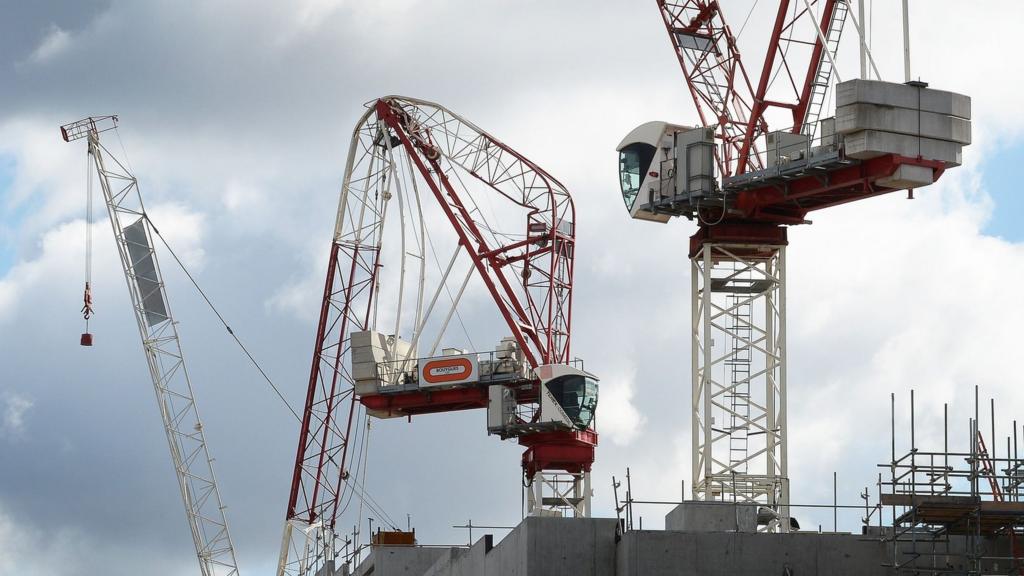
[487,364,599,437]
[616,121,716,222]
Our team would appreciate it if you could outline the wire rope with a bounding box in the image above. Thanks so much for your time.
[405,151,478,352]
[145,215,302,423]
[151,214,404,539]
[82,147,94,332]
[736,0,761,41]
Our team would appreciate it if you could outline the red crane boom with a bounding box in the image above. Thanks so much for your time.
[279,97,594,576]
[658,0,847,177]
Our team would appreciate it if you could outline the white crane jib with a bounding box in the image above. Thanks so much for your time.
[61,116,240,576]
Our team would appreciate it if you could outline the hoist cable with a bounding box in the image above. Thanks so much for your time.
[82,148,95,330]
[736,0,761,41]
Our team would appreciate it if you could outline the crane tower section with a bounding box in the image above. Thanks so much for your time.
[280,97,597,576]
[620,1,972,530]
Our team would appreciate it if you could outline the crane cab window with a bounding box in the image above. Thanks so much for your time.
[545,374,599,429]
[618,143,656,211]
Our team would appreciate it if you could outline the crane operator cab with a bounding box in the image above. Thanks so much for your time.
[488,364,599,437]
[617,121,717,223]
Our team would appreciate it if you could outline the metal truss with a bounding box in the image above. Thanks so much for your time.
[691,241,788,529]
[279,103,389,576]
[280,96,584,576]
[526,471,591,518]
[658,0,760,177]
[742,0,846,153]
[376,97,576,367]
[62,116,240,576]
[657,0,847,176]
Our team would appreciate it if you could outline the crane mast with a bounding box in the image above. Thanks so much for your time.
[655,0,850,523]
[61,116,240,576]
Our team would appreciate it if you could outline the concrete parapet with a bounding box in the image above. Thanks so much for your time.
[664,501,758,533]
[617,530,890,576]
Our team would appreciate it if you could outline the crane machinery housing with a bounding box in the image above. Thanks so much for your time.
[616,0,971,530]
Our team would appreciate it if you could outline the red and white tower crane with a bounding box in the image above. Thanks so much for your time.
[61,116,240,575]
[618,1,971,530]
[278,96,599,576]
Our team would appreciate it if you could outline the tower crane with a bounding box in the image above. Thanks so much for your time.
[278,96,599,576]
[60,116,240,576]
[617,1,971,530]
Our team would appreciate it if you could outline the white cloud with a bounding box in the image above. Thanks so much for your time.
[145,203,207,270]
[0,392,33,438]
[594,366,647,447]
[0,204,206,326]
[283,0,423,42]
[26,24,71,64]
[0,219,84,325]
[294,0,345,31]
[0,117,84,241]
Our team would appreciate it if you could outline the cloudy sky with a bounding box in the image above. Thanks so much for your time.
[2,1,1024,574]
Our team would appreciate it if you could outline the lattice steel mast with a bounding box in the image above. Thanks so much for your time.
[61,116,240,576]
[656,0,847,524]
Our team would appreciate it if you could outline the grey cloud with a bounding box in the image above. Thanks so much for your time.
[1,1,1021,575]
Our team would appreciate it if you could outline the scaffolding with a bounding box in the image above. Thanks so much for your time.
[882,389,1024,575]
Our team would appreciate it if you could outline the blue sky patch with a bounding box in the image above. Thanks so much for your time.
[0,154,17,275]
[981,141,1024,242]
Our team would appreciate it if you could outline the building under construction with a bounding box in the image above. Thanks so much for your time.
[59,1,1020,575]
[352,388,1024,575]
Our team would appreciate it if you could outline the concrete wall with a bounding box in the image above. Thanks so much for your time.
[421,548,465,576]
[352,516,1024,576]
[443,517,618,576]
[617,530,891,576]
[665,501,758,533]
[353,545,452,576]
